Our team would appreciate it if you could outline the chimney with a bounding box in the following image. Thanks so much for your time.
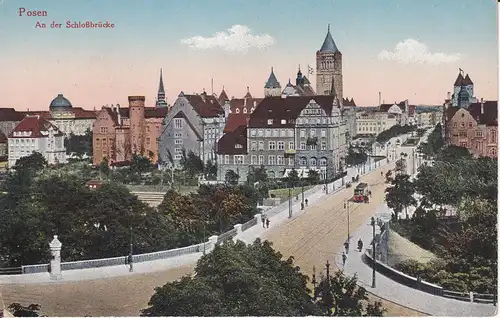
[116,103,121,125]
[481,98,484,114]
[378,92,381,106]
[447,92,451,100]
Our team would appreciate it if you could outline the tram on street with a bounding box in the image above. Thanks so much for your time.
[353,182,370,203]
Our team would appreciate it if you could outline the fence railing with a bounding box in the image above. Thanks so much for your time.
[241,217,257,232]
[217,228,237,244]
[0,267,22,275]
[442,290,497,304]
[21,264,49,274]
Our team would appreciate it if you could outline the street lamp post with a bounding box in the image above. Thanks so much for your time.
[301,172,305,209]
[344,199,350,242]
[371,216,376,288]
[324,166,329,194]
[311,265,317,300]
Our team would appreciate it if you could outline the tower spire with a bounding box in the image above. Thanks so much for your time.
[156,68,167,108]
[328,23,330,32]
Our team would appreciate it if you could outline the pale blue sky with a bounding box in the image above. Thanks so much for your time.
[0,0,497,109]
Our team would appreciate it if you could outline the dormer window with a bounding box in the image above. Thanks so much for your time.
[267,119,273,125]
[235,144,243,149]
[243,108,248,114]
[236,108,240,114]
[281,119,286,124]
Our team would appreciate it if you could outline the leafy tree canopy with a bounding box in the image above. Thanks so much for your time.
[384,174,416,220]
[13,152,47,172]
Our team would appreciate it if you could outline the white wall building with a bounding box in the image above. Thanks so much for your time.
[356,111,398,135]
[8,115,67,167]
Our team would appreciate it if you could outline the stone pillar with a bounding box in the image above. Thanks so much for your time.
[254,213,262,225]
[208,235,218,252]
[49,235,62,280]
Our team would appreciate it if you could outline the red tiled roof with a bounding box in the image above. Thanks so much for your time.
[380,101,405,112]
[8,116,63,138]
[144,107,168,118]
[102,108,119,125]
[468,101,498,126]
[0,132,6,143]
[217,125,247,155]
[224,114,249,133]
[248,95,337,128]
[184,94,224,118]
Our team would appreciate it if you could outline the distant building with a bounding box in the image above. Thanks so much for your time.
[158,91,226,168]
[92,96,168,166]
[378,100,411,126]
[8,115,67,167]
[451,71,477,108]
[355,111,398,135]
[86,180,104,189]
[0,132,7,158]
[445,99,497,158]
[0,94,97,137]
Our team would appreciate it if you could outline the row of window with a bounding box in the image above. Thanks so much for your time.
[358,121,387,126]
[11,138,36,144]
[249,140,328,151]
[224,155,329,167]
[250,128,329,138]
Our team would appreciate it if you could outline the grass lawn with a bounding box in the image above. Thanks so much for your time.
[269,185,314,202]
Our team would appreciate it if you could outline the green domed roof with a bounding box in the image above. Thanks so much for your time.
[50,94,72,108]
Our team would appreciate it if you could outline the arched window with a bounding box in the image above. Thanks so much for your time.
[310,157,317,166]
[490,148,497,157]
[236,108,240,114]
[243,108,248,114]
[299,157,307,166]
[320,157,328,166]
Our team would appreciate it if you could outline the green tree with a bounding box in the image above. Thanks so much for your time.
[437,145,471,162]
[314,271,386,316]
[99,157,110,179]
[13,152,47,171]
[225,169,239,185]
[130,153,153,176]
[141,239,320,316]
[385,174,416,220]
[180,149,204,179]
[247,165,269,199]
[204,160,217,180]
[308,169,320,184]
[285,168,300,187]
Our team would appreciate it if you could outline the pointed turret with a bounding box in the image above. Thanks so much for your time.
[463,74,473,85]
[319,24,339,53]
[218,86,229,103]
[454,72,464,86]
[156,68,168,108]
[244,86,253,99]
[265,67,281,89]
[296,65,305,86]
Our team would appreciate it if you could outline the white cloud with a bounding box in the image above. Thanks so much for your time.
[378,39,461,65]
[180,25,275,53]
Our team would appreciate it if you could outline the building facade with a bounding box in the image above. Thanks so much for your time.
[355,111,398,135]
[218,93,347,181]
[8,115,67,167]
[0,94,97,137]
[445,99,497,158]
[92,96,168,166]
[158,92,226,168]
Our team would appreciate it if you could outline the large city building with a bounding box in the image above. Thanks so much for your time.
[0,94,97,137]
[355,111,398,135]
[158,91,226,168]
[443,70,497,158]
[92,96,168,166]
[7,115,67,167]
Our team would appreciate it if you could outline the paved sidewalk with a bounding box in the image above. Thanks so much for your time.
[333,206,497,317]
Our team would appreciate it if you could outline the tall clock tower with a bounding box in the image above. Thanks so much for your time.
[316,24,343,101]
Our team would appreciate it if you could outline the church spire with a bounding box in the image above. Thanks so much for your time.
[156,68,167,108]
[319,24,339,53]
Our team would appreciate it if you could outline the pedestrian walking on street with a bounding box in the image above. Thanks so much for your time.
[126,252,133,272]
[344,241,349,254]
[357,239,363,252]
[381,171,383,176]
[305,198,308,206]
[266,218,270,228]
[261,215,266,228]
[342,252,347,266]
